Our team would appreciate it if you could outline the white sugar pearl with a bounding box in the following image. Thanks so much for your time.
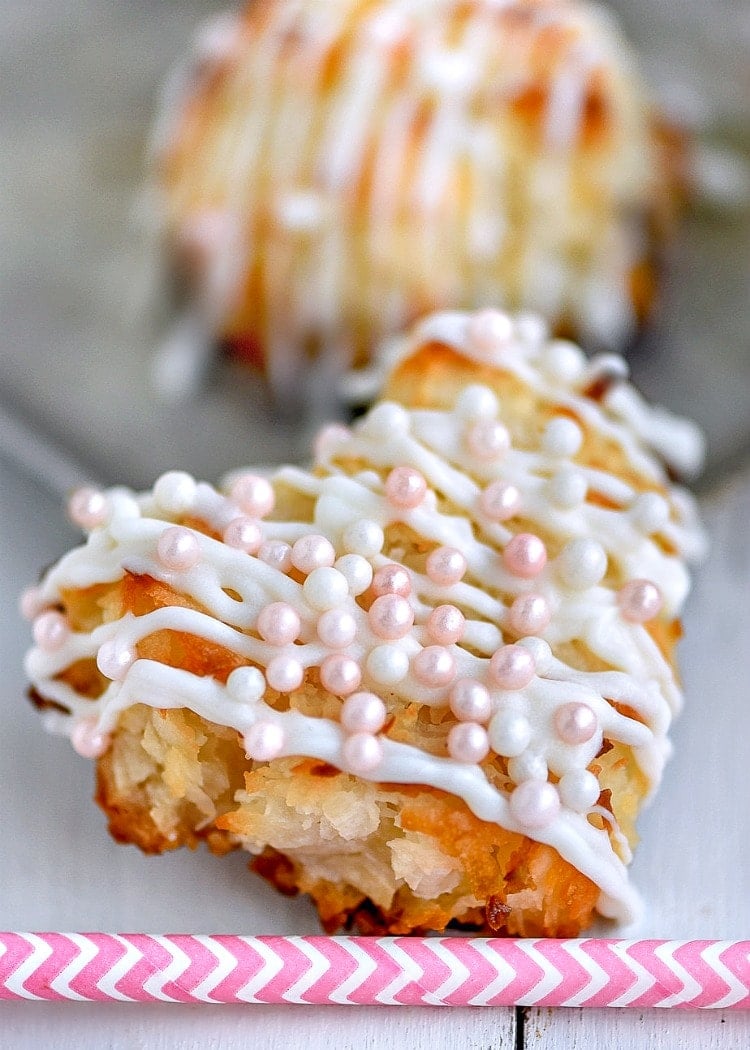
[542,417,583,457]
[514,312,548,346]
[516,636,553,674]
[556,538,608,590]
[558,769,601,812]
[630,492,670,533]
[363,402,410,438]
[454,385,499,420]
[109,491,141,521]
[542,340,586,383]
[508,751,548,784]
[548,468,588,509]
[227,666,266,703]
[317,608,357,648]
[303,567,349,611]
[509,779,560,828]
[96,640,135,682]
[488,710,532,758]
[334,554,373,596]
[153,471,197,515]
[342,519,384,558]
[366,644,409,685]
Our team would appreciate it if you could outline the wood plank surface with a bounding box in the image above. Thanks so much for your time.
[0,1002,517,1050]
[524,1007,749,1048]
[1,2,749,1047]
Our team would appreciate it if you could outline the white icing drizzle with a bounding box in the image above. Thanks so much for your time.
[151,0,665,393]
[25,312,705,925]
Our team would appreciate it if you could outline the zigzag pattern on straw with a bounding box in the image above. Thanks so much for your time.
[1,935,748,1008]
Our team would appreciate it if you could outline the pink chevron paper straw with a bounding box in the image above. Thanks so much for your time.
[0,935,748,1008]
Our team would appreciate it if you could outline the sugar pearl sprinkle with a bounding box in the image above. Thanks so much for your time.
[68,487,109,531]
[25,309,706,927]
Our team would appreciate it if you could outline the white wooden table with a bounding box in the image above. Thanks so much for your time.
[1,1,750,1046]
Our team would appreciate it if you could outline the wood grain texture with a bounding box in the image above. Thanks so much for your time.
[525,1008,749,1048]
[0,1003,517,1050]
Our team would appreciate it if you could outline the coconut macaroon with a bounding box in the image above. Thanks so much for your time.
[23,310,705,936]
[150,0,681,398]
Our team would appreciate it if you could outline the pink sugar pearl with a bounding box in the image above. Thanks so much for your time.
[314,423,351,461]
[480,480,521,521]
[229,473,275,518]
[245,721,285,762]
[509,780,560,829]
[157,526,201,572]
[425,546,467,586]
[426,604,465,645]
[618,579,663,623]
[317,608,357,649]
[96,640,135,681]
[449,679,492,723]
[506,781,558,827]
[503,533,547,578]
[32,610,69,652]
[447,721,490,763]
[291,534,336,574]
[71,717,109,759]
[554,702,598,745]
[341,691,387,734]
[368,594,414,640]
[490,644,536,690]
[258,540,293,574]
[466,309,513,355]
[265,655,304,693]
[223,516,263,553]
[466,420,510,460]
[508,593,551,635]
[320,654,362,696]
[371,563,412,597]
[342,732,383,774]
[384,466,427,509]
[257,602,301,646]
[19,586,44,621]
[412,646,456,687]
[67,486,108,530]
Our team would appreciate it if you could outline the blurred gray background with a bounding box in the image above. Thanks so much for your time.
[0,0,748,492]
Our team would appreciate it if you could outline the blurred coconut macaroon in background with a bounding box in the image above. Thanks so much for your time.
[147,0,683,402]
